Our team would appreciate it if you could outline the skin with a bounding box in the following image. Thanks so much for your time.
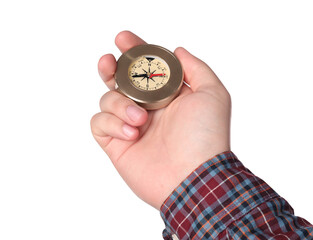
[91,31,231,210]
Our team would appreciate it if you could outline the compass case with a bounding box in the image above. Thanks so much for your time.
[115,44,183,110]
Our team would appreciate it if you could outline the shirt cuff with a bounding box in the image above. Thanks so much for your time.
[160,151,279,240]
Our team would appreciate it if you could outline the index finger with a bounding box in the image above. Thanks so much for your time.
[115,30,147,53]
[98,31,147,90]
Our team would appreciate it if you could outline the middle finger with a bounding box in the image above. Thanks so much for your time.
[99,90,148,127]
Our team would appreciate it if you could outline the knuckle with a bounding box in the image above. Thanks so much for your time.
[90,112,102,133]
[99,90,136,117]
[99,90,120,110]
[109,92,134,109]
[90,112,114,137]
[90,112,101,124]
[99,93,107,109]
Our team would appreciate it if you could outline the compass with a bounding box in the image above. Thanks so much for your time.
[114,44,183,110]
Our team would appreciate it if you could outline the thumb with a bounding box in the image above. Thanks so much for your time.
[174,47,222,92]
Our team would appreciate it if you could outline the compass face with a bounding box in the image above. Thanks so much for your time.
[128,55,170,91]
[115,44,183,110]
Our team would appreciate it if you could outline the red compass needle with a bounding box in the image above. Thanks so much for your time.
[149,73,166,78]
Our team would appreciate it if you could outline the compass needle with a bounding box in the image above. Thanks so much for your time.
[132,73,148,78]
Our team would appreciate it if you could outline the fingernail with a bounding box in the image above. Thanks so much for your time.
[126,105,145,122]
[122,124,136,138]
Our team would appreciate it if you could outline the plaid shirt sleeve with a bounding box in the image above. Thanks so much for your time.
[160,151,313,240]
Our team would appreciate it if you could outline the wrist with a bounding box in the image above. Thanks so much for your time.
[157,147,230,210]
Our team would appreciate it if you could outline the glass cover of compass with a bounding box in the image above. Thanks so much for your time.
[115,44,183,110]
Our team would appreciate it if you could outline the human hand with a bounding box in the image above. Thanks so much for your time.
[91,31,231,210]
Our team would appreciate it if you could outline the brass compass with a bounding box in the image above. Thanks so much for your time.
[115,44,183,110]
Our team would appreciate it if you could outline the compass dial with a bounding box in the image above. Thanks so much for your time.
[128,56,170,91]
[115,44,183,110]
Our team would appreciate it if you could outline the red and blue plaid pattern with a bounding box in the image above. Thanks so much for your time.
[160,151,313,239]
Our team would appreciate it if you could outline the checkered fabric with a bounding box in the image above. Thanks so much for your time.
[160,151,313,239]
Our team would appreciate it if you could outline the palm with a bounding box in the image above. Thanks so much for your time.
[93,31,231,209]
[100,85,230,208]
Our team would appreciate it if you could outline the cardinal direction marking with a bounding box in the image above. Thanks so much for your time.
[146,57,155,62]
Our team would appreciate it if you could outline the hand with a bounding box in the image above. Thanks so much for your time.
[91,31,231,210]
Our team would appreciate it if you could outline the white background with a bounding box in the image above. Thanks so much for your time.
[0,1,312,239]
